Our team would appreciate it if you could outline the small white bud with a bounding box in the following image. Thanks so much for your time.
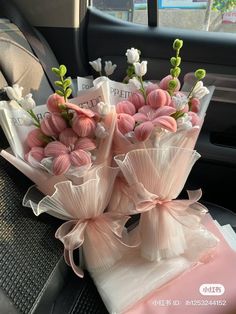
[125,48,140,64]
[19,93,36,110]
[134,61,147,77]
[5,84,23,101]
[192,81,209,99]
[89,58,102,73]
[97,101,111,116]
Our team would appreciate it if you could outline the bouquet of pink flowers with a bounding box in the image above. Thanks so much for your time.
[0,39,219,314]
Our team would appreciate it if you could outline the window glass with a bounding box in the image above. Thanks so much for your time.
[92,0,236,33]
[91,0,148,24]
[158,0,236,33]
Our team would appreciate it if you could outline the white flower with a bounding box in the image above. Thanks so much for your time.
[89,58,102,73]
[19,93,36,110]
[97,101,111,116]
[104,61,117,76]
[192,81,209,99]
[172,93,188,111]
[126,48,140,64]
[177,113,192,130]
[134,61,147,77]
[95,123,108,139]
[5,84,23,101]
[128,77,141,90]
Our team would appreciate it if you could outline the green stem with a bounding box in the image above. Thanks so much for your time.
[28,109,40,127]
[139,76,147,101]
[187,79,200,100]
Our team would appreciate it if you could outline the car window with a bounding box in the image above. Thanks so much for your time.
[91,0,236,33]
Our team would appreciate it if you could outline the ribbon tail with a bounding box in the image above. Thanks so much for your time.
[68,250,84,278]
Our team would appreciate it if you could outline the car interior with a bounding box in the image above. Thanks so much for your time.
[0,1,236,313]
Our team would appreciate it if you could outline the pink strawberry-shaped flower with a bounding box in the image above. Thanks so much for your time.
[47,93,65,113]
[25,146,45,161]
[117,113,135,135]
[40,113,67,136]
[146,89,171,109]
[134,121,154,141]
[44,128,96,175]
[133,105,177,141]
[128,91,145,110]
[66,103,97,137]
[25,147,45,166]
[159,75,181,92]
[72,115,96,137]
[189,97,200,113]
[116,100,136,115]
[27,128,46,148]
[145,83,159,95]
[188,112,201,126]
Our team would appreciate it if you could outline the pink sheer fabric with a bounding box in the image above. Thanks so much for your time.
[125,214,236,314]
[114,147,216,261]
[34,166,133,277]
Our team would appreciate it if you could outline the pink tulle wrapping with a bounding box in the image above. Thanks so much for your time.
[36,165,132,277]
[114,147,215,261]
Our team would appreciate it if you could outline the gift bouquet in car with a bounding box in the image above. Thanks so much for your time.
[0,39,222,314]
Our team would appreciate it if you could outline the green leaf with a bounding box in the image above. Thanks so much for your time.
[52,67,60,76]
[63,78,72,89]
[65,88,72,99]
[195,69,206,80]
[172,67,181,78]
[170,57,177,67]
[168,79,178,90]
[173,39,183,51]
[59,65,67,77]
[55,81,63,87]
[175,57,181,66]
[56,89,64,96]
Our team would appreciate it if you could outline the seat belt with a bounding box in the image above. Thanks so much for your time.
[0,0,58,92]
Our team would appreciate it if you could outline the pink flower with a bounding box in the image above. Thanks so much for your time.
[188,112,201,126]
[190,98,200,113]
[40,113,67,136]
[128,91,145,110]
[116,100,136,115]
[134,121,154,141]
[117,113,135,135]
[25,147,45,166]
[44,128,95,175]
[72,115,96,137]
[66,103,95,118]
[133,105,177,141]
[27,128,46,148]
[159,75,181,92]
[146,89,171,109]
[145,83,159,95]
[47,93,65,113]
[25,146,45,161]
[66,103,97,138]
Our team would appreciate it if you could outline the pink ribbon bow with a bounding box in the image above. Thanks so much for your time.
[131,183,207,224]
[126,183,208,260]
[55,212,132,277]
